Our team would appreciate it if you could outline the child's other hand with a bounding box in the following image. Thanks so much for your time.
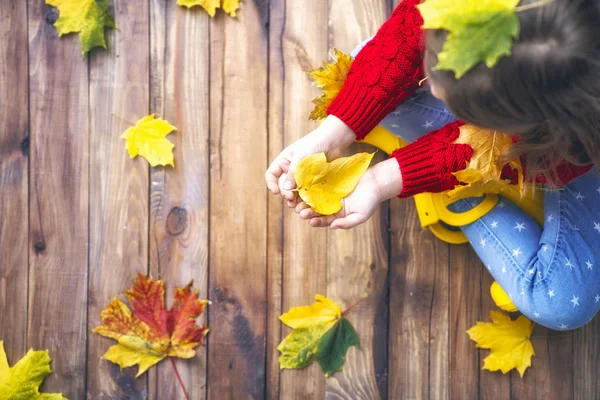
[295,158,403,230]
[265,115,355,208]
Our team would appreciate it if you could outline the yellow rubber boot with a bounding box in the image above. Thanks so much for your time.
[490,281,518,312]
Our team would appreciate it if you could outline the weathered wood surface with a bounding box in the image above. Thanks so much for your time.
[0,0,29,369]
[87,0,150,398]
[149,2,210,399]
[0,0,597,399]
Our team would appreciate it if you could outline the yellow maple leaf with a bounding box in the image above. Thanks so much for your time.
[177,0,240,17]
[0,341,67,399]
[46,0,117,56]
[121,114,176,167]
[295,152,374,215]
[447,164,514,201]
[278,295,361,377]
[94,275,209,377]
[467,311,535,377]
[453,125,516,183]
[307,49,354,120]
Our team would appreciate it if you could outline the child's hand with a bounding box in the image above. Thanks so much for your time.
[295,158,404,229]
[265,116,355,208]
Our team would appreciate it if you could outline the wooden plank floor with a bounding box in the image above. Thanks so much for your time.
[1,1,599,399]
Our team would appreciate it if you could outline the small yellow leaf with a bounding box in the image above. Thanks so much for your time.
[0,341,67,399]
[277,295,360,376]
[280,294,341,329]
[295,152,375,215]
[221,0,240,16]
[177,0,239,17]
[121,114,176,167]
[46,0,117,56]
[307,49,354,120]
[467,311,535,377]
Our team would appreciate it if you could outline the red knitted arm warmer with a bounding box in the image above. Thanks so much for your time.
[391,121,593,198]
[326,0,425,140]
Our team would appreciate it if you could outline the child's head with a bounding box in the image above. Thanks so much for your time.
[425,0,600,179]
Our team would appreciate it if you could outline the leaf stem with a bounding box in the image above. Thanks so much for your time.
[515,0,555,12]
[341,295,367,316]
[170,357,190,400]
[111,112,136,126]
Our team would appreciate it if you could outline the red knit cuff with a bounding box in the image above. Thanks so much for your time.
[327,71,420,140]
[390,122,473,198]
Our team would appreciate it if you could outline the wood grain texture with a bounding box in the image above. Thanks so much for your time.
[389,199,449,400]
[87,0,149,398]
[326,2,390,399]
[0,0,29,365]
[27,1,89,397]
[271,1,329,398]
[574,317,600,400]
[149,3,210,399]
[207,1,269,398]
[479,270,510,400]
[449,245,482,400]
[266,1,285,398]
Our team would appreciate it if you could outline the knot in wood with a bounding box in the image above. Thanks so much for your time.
[166,206,187,236]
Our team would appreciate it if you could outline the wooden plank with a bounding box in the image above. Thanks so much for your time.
[0,0,29,365]
[269,0,329,398]
[266,0,285,397]
[149,2,211,399]
[87,0,149,398]
[207,2,269,398]
[574,318,600,400]
[479,269,510,400]
[510,325,553,399]
[325,2,390,398]
[449,245,481,400]
[27,1,89,397]
[389,199,449,399]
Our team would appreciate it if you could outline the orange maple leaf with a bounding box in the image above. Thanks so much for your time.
[94,274,209,376]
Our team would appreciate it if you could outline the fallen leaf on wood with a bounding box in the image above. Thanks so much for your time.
[278,294,361,377]
[94,274,209,377]
[295,152,374,215]
[177,0,240,17]
[121,114,176,167]
[46,0,117,56]
[0,340,67,399]
[467,310,535,377]
[307,49,354,120]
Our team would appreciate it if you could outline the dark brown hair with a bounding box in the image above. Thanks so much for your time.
[425,0,600,183]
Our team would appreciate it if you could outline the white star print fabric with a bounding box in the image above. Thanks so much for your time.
[448,170,600,331]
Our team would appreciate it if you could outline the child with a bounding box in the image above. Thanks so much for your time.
[265,0,600,331]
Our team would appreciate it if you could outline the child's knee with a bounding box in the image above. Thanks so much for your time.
[524,302,599,331]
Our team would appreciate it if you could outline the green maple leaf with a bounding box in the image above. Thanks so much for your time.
[0,341,67,399]
[46,0,117,56]
[418,0,520,78]
[277,295,361,377]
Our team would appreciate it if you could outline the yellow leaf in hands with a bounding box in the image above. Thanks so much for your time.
[308,49,354,120]
[467,311,535,377]
[0,341,67,399]
[278,295,360,377]
[121,115,176,167]
[295,152,375,215]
